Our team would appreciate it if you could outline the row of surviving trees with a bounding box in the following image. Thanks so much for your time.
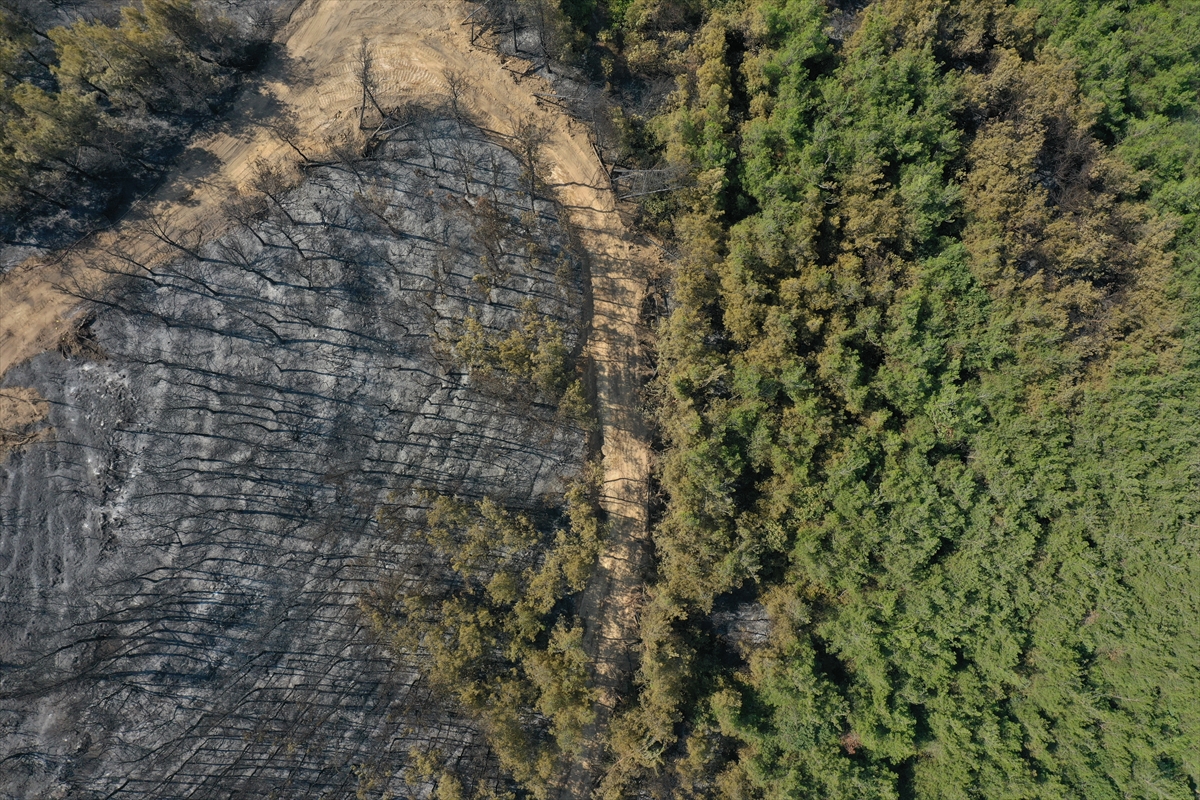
[364,472,607,800]
[0,0,268,240]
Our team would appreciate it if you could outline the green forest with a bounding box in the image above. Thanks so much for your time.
[592,0,1200,795]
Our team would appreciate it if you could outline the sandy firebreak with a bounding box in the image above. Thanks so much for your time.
[0,0,653,790]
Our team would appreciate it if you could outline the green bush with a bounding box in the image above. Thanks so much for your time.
[0,0,260,229]
[367,468,608,798]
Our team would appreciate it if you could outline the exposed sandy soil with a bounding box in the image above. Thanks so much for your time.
[0,0,654,792]
[0,386,50,462]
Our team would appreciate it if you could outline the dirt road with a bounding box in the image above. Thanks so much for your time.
[0,0,653,792]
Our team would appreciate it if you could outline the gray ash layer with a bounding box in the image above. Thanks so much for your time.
[0,115,587,799]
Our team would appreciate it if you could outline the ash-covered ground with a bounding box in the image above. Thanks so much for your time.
[0,112,588,799]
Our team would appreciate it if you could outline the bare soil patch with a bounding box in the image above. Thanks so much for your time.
[0,387,50,462]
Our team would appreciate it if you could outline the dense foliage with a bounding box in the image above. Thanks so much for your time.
[584,0,1200,796]
[0,0,264,242]
[366,473,607,799]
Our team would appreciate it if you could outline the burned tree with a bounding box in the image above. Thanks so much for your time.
[355,34,385,129]
[511,119,551,212]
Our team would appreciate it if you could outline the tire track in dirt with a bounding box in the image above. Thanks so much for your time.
[0,0,654,792]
